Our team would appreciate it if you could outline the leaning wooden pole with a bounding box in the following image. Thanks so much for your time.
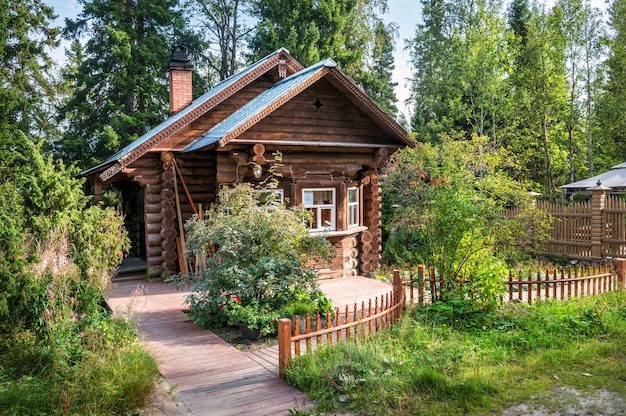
[172,157,198,216]
[172,165,187,274]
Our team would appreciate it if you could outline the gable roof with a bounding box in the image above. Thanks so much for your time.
[85,48,411,182]
[85,48,303,181]
[184,58,411,152]
[561,162,626,193]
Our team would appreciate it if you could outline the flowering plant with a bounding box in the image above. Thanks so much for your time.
[222,297,281,336]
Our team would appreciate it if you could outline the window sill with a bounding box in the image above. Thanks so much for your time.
[309,226,368,238]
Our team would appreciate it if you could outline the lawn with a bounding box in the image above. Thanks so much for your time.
[285,290,626,415]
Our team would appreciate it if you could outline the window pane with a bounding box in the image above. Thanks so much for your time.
[349,205,358,226]
[312,190,333,205]
[321,208,332,228]
[348,188,358,203]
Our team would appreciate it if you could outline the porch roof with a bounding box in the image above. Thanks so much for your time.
[560,162,626,193]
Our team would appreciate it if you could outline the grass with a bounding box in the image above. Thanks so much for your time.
[0,320,160,416]
[285,290,626,415]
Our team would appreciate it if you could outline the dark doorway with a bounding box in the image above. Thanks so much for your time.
[115,181,146,260]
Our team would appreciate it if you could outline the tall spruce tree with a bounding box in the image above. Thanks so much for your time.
[596,0,626,167]
[248,0,397,112]
[248,0,359,67]
[360,20,399,117]
[58,0,186,168]
[0,0,59,145]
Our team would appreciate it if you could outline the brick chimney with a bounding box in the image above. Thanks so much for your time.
[168,44,193,114]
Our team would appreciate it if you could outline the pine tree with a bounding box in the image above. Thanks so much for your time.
[248,0,396,96]
[58,0,187,168]
[360,20,399,117]
[0,0,59,143]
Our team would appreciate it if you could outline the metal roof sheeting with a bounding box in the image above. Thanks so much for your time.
[561,163,626,193]
[184,59,337,152]
[81,48,290,176]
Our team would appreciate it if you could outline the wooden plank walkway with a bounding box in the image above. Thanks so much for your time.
[107,281,311,416]
[107,276,393,416]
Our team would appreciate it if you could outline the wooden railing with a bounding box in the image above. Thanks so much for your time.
[277,270,404,379]
[506,263,621,304]
[400,260,626,307]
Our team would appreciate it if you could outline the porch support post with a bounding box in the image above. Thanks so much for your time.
[587,183,610,260]
[93,177,102,204]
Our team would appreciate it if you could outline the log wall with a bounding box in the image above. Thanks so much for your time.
[360,174,382,276]
[127,154,163,278]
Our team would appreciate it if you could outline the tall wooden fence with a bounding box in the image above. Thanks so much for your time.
[502,190,626,260]
[277,271,404,379]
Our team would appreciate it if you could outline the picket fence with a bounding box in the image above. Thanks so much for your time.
[400,262,625,306]
[277,271,404,379]
[277,260,626,378]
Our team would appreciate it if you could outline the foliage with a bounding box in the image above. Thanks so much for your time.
[286,291,626,415]
[595,0,626,170]
[283,291,335,319]
[247,0,399,115]
[183,0,250,81]
[0,130,145,414]
[58,0,191,168]
[0,229,155,415]
[169,183,334,331]
[381,136,550,309]
[222,297,281,336]
[0,0,59,142]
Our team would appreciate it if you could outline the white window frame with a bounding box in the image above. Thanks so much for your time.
[347,187,359,227]
[302,188,336,231]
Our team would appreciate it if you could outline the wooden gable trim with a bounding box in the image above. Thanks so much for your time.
[217,66,333,148]
[325,69,411,146]
[99,53,304,182]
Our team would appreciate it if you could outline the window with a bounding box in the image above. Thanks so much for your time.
[303,188,335,231]
[348,187,359,227]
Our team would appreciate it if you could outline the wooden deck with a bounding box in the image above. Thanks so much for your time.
[107,276,393,416]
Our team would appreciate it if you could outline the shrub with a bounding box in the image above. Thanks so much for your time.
[170,183,334,331]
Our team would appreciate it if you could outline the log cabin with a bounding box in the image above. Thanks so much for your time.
[81,47,411,279]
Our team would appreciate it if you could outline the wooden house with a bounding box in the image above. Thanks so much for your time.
[82,47,410,279]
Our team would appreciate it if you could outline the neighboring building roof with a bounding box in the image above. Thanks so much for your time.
[561,162,626,193]
[85,48,301,181]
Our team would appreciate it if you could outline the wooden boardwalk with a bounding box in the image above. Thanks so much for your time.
[107,276,393,416]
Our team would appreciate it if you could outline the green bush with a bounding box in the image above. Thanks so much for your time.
[0,137,149,415]
[170,183,334,332]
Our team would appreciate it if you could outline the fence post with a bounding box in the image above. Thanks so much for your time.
[587,183,610,260]
[278,318,291,380]
[616,258,626,289]
[392,269,403,309]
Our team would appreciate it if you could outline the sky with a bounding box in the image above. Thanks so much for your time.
[42,0,608,120]
[45,0,422,118]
